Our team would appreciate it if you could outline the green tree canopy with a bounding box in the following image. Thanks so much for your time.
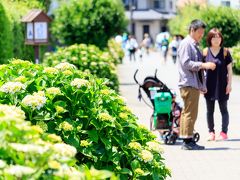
[51,0,127,48]
[168,5,240,47]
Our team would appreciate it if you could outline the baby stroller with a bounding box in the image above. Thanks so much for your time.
[133,69,200,145]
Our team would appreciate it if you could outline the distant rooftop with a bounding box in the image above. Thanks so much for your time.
[125,9,175,20]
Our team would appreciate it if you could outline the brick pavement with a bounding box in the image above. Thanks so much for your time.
[117,51,240,180]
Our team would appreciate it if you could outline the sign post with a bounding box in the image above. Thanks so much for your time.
[22,9,51,64]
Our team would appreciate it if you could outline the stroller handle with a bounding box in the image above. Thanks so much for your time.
[154,69,158,78]
[133,69,140,85]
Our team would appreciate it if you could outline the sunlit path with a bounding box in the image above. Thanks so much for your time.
[118,51,240,180]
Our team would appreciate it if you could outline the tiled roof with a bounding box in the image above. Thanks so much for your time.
[21,9,51,22]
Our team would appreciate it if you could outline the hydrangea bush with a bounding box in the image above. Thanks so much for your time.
[0,104,115,179]
[107,39,125,64]
[43,44,119,91]
[232,45,240,74]
[0,60,170,179]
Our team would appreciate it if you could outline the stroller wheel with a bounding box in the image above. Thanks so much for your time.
[164,132,177,145]
[193,132,200,142]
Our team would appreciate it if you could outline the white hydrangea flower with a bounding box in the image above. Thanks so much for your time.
[9,143,49,154]
[22,93,47,110]
[0,160,6,168]
[4,165,35,177]
[0,82,26,94]
[55,62,77,71]
[53,143,77,157]
[70,78,88,88]
[0,105,25,122]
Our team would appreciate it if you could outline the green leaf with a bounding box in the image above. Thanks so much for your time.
[87,130,98,143]
[119,168,132,176]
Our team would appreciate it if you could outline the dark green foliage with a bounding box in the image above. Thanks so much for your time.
[201,6,240,47]
[51,0,127,48]
[0,2,13,64]
[0,0,47,64]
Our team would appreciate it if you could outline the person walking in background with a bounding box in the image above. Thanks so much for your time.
[203,28,233,141]
[161,35,169,63]
[141,33,152,55]
[177,19,216,150]
[169,35,179,64]
[126,35,138,61]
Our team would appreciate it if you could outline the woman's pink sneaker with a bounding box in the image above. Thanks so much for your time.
[207,132,215,141]
[216,132,228,141]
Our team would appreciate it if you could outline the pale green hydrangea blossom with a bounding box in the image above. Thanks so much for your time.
[55,106,65,114]
[36,121,48,132]
[128,142,142,150]
[47,134,62,142]
[46,87,61,96]
[98,112,114,122]
[11,59,31,66]
[80,140,90,147]
[134,168,144,175]
[62,70,73,76]
[53,143,77,157]
[14,76,27,83]
[0,82,26,94]
[55,62,76,71]
[139,150,153,163]
[59,121,73,131]
[0,64,7,70]
[146,141,163,154]
[43,67,58,74]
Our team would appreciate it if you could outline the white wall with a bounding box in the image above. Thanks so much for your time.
[137,0,148,9]
[134,20,161,43]
[208,0,240,9]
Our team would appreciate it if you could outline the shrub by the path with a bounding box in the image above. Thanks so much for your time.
[0,60,170,179]
[43,44,119,91]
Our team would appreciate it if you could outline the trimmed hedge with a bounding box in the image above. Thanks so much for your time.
[0,2,13,63]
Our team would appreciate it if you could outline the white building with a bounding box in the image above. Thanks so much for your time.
[207,0,240,9]
[123,0,177,43]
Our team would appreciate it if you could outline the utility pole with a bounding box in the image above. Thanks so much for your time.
[129,0,135,35]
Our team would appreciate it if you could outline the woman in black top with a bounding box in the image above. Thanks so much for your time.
[204,28,233,141]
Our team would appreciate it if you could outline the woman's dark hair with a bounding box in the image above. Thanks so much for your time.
[206,28,224,46]
[188,19,206,33]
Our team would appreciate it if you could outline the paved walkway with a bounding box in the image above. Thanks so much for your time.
[117,51,240,180]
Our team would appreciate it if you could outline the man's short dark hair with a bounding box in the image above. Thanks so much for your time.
[188,19,206,33]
